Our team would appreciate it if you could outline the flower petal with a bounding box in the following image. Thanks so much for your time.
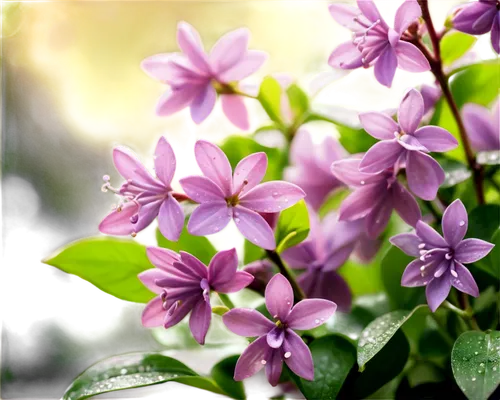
[219,50,268,82]
[176,21,211,74]
[391,181,422,227]
[158,195,184,242]
[413,126,458,152]
[394,0,422,35]
[452,262,479,297]
[455,238,495,264]
[187,201,232,236]
[398,135,428,152]
[401,259,432,287]
[374,46,397,88]
[194,140,233,197]
[189,297,212,345]
[282,242,317,268]
[234,335,269,381]
[357,0,385,24]
[233,205,276,250]
[265,274,293,321]
[164,296,198,329]
[138,269,168,294]
[112,146,157,186]
[338,184,384,221]
[283,329,314,381]
[359,140,403,173]
[179,252,209,279]
[141,53,176,81]
[233,152,267,196]
[141,296,165,327]
[390,233,422,257]
[133,199,163,233]
[239,181,305,213]
[210,28,249,74]
[406,151,445,201]
[331,159,384,188]
[215,271,254,293]
[398,89,425,134]
[359,112,399,140]
[267,326,285,349]
[365,196,394,238]
[223,308,274,337]
[328,41,364,69]
[462,103,499,152]
[442,199,468,247]
[221,95,250,130]
[416,220,448,248]
[208,248,238,287]
[190,84,216,124]
[287,299,337,330]
[395,41,431,72]
[302,270,352,312]
[179,176,226,203]
[453,2,496,34]
[426,275,452,312]
[265,349,283,387]
[154,137,176,186]
[146,246,180,272]
[156,86,200,117]
[492,13,500,54]
[98,201,140,236]
[328,3,362,30]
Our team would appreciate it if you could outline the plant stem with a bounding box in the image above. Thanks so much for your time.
[416,0,485,205]
[266,250,306,302]
[443,300,471,319]
[460,292,482,331]
[218,293,236,310]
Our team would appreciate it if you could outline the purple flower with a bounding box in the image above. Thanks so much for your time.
[462,98,500,151]
[282,211,359,312]
[453,0,500,54]
[223,274,336,386]
[358,89,458,200]
[390,199,494,312]
[99,137,185,241]
[140,247,253,345]
[331,157,422,238]
[243,259,274,293]
[180,140,305,250]
[420,84,442,115]
[141,22,268,129]
[328,0,430,87]
[284,129,347,210]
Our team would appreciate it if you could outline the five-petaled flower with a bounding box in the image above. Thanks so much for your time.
[390,199,494,312]
[140,247,253,345]
[99,137,185,241]
[462,98,500,152]
[453,0,500,54]
[358,89,458,200]
[328,0,430,87]
[223,274,336,386]
[141,21,268,129]
[331,157,421,238]
[180,140,305,250]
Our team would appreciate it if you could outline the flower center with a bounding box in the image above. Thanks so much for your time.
[212,80,237,95]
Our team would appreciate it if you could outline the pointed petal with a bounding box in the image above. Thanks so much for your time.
[195,140,233,197]
[442,199,468,247]
[208,248,238,287]
[234,335,269,381]
[189,297,212,345]
[112,146,156,185]
[453,2,496,34]
[374,47,397,88]
[426,275,452,312]
[158,195,184,242]
[396,41,431,72]
[215,271,254,293]
[155,273,201,288]
[338,184,384,221]
[239,182,305,213]
[452,262,479,297]
[141,53,175,81]
[179,252,209,279]
[210,28,249,74]
[190,84,216,124]
[267,326,285,348]
[398,89,425,134]
[177,21,211,74]
[455,238,495,264]
[365,197,394,238]
[401,259,431,287]
[187,201,232,236]
[223,308,274,337]
[329,3,362,30]
[302,270,352,312]
[492,13,500,54]
[359,112,399,140]
[283,330,314,381]
[359,140,403,173]
[146,246,180,272]
[328,41,364,69]
[398,135,428,152]
[391,181,422,227]
[233,205,276,250]
[233,152,267,196]
[287,299,336,330]
[406,151,445,200]
[265,349,283,387]
[331,159,384,187]
[416,220,448,248]
[394,0,422,34]
[133,199,162,233]
[138,269,168,294]
[179,176,225,203]
[156,86,200,116]
[154,137,176,186]
[164,296,198,329]
[221,95,250,130]
[265,274,293,321]
[141,296,165,327]
[98,201,139,236]
[357,0,385,24]
[390,233,423,257]
[414,126,458,152]
[282,242,317,268]
[462,103,499,152]
[219,50,268,82]
[323,242,356,271]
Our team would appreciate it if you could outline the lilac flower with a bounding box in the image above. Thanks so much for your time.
[141,22,268,129]
[453,0,500,54]
[140,247,253,345]
[243,259,274,293]
[390,199,494,312]
[462,98,500,151]
[284,129,347,210]
[223,274,336,386]
[420,84,441,115]
[282,211,360,312]
[328,0,430,87]
[99,137,185,241]
[331,158,422,238]
[180,140,305,250]
[358,89,458,200]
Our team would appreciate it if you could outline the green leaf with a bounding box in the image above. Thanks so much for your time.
[438,157,472,188]
[211,356,246,400]
[291,335,356,400]
[257,77,284,125]
[62,353,225,400]
[357,305,427,370]
[441,32,477,66]
[286,84,309,119]
[220,135,284,182]
[156,228,216,266]
[483,229,500,279]
[275,199,310,253]
[451,330,500,400]
[466,204,500,241]
[243,239,265,264]
[43,237,154,303]
[477,150,500,166]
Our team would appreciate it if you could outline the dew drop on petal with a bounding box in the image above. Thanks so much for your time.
[459,220,465,227]
[284,352,291,359]
[261,360,267,365]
